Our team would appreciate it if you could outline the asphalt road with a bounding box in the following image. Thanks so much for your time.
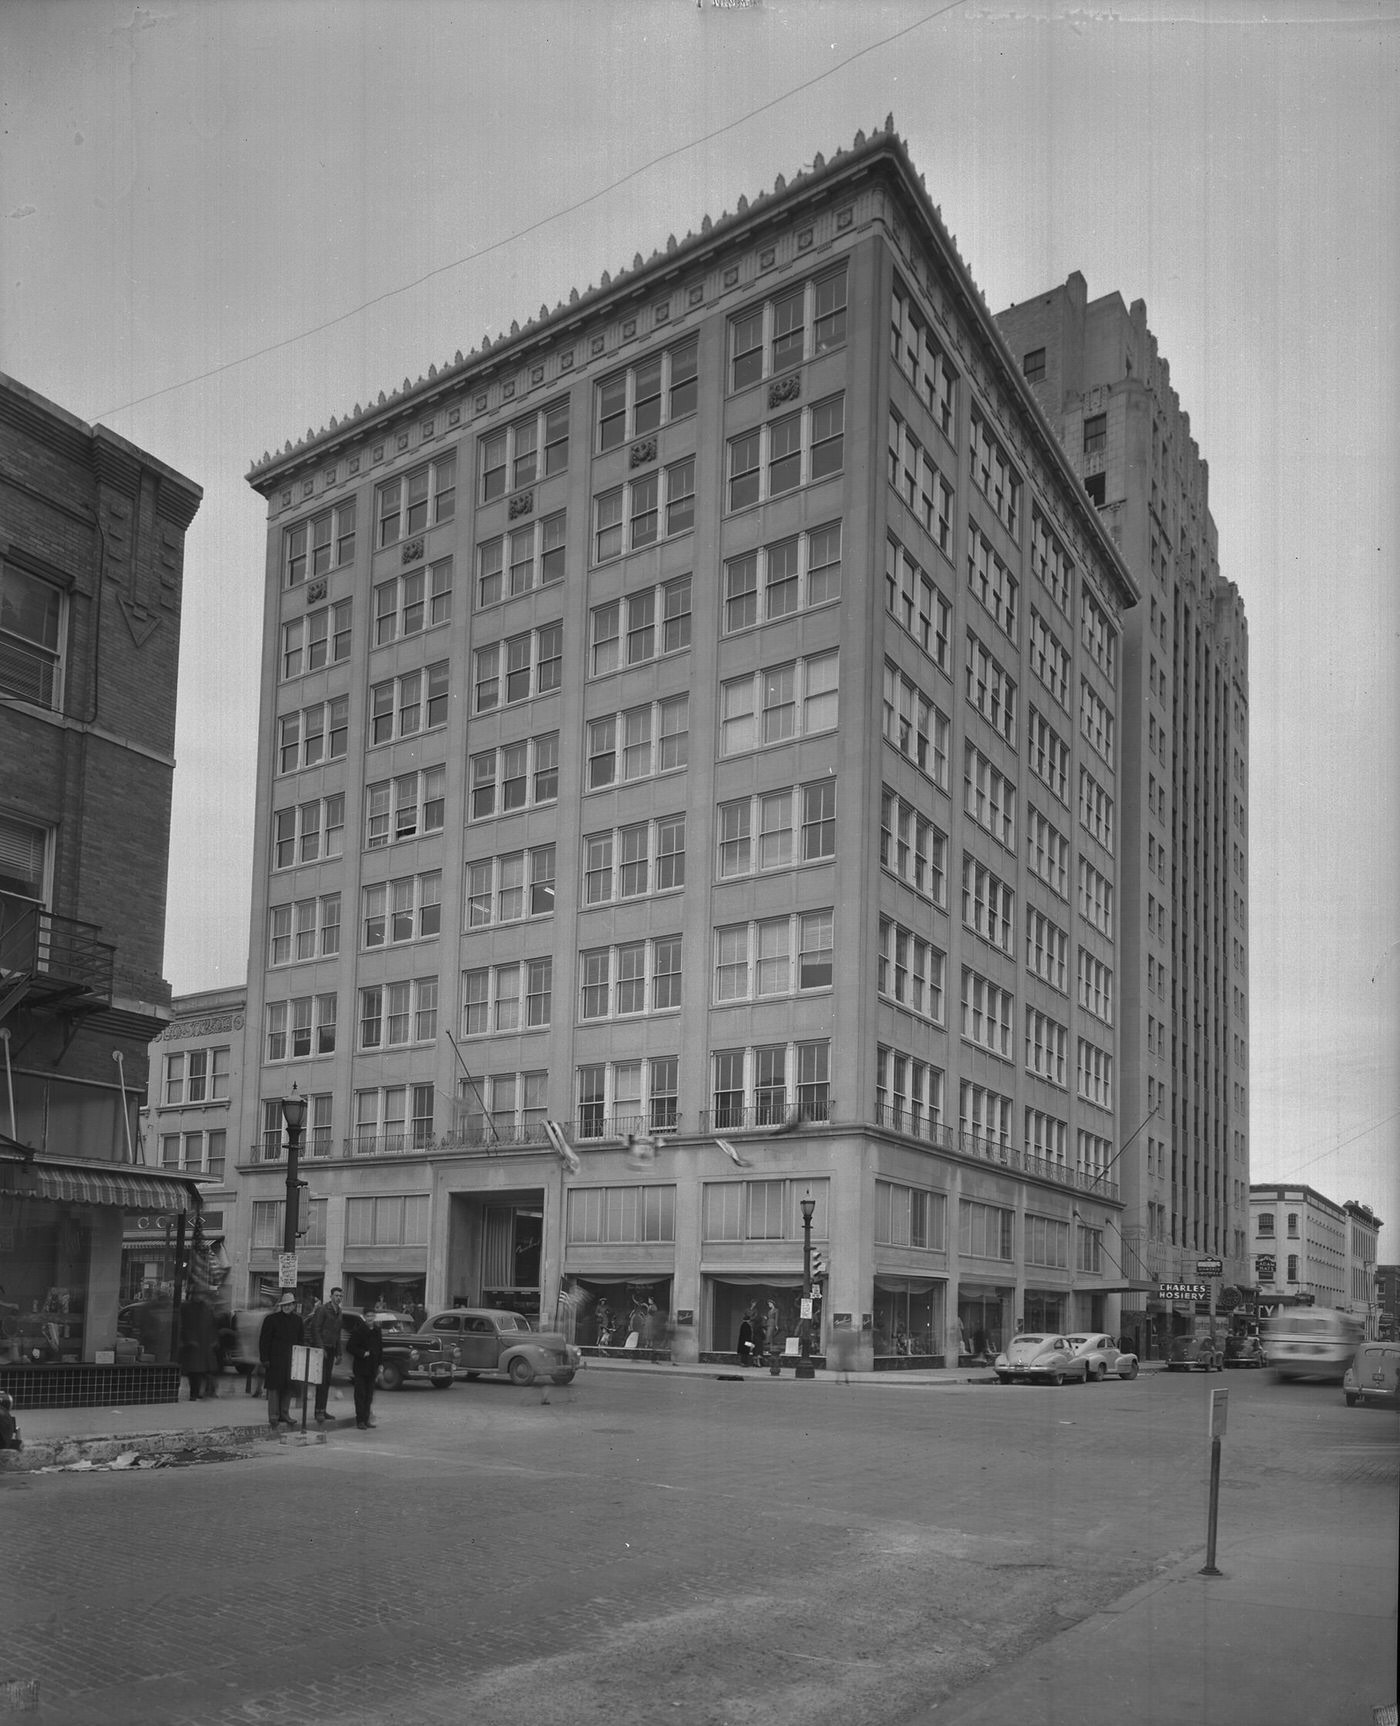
[3,1367,1394,1726]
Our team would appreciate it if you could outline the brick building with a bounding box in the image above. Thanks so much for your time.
[232,123,1142,1367]
[0,372,202,1405]
[996,280,1250,1349]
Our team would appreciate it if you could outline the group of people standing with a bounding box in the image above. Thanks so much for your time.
[256,1287,383,1431]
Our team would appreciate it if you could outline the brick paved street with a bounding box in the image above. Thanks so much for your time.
[2,1369,1391,1726]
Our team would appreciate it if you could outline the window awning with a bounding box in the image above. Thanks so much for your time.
[2,1153,197,1213]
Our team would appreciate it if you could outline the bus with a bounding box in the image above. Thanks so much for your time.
[1262,1307,1365,1382]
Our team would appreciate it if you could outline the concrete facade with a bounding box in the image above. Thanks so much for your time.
[230,126,1142,1366]
[996,277,1250,1339]
[1246,1182,1377,1311]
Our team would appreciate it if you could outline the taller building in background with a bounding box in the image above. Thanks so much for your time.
[235,123,1142,1368]
[997,276,1250,1345]
[0,372,203,1404]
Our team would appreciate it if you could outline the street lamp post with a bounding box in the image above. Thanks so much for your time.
[796,1192,816,1380]
[281,1087,307,1258]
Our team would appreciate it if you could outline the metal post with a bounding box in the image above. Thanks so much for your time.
[282,1120,302,1254]
[796,1193,816,1380]
[1200,1435,1223,1576]
[170,1211,187,1367]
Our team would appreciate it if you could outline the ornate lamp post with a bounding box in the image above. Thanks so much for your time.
[280,1086,307,1258]
[796,1191,816,1380]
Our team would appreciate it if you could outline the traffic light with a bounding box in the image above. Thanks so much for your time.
[810,1251,827,1283]
[295,1182,311,1238]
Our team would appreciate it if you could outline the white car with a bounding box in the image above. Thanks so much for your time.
[994,1334,1089,1386]
[1065,1333,1140,1381]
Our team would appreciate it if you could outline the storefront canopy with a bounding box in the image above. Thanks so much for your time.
[1,1148,199,1213]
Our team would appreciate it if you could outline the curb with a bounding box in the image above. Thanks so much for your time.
[0,1420,329,1473]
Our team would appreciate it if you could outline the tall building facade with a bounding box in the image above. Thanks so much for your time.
[997,279,1250,1342]
[233,125,1139,1367]
[136,986,248,1302]
[0,372,203,1401]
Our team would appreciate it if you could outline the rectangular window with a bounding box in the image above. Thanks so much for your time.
[725,395,845,512]
[881,662,949,788]
[969,408,1021,535]
[1031,508,1073,617]
[281,599,352,680]
[1028,609,1070,708]
[1083,412,1107,454]
[965,632,1017,744]
[885,534,950,670]
[890,275,958,438]
[959,1197,1014,1259]
[729,267,847,392]
[960,968,1014,1059]
[720,654,837,757]
[377,455,455,548]
[963,745,1016,849]
[968,523,1019,642]
[479,400,569,502]
[596,339,698,449]
[284,500,356,586]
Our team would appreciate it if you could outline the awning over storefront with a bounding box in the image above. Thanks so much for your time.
[1,1149,198,1213]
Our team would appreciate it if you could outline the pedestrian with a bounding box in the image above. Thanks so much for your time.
[177,1295,220,1401]
[303,1286,344,1425]
[737,1307,755,1367]
[259,1291,304,1429]
[0,1389,22,1451]
[830,1324,857,1384]
[411,1299,427,1330]
[343,1312,382,1430]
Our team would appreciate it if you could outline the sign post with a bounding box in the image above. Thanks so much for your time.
[1200,1386,1229,1576]
[289,1343,324,1435]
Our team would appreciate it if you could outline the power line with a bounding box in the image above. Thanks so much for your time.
[94,0,968,422]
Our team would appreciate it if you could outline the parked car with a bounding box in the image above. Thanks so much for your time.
[1342,1341,1400,1409]
[1224,1334,1268,1369]
[417,1308,580,1387]
[1166,1334,1224,1372]
[1065,1333,1139,1380]
[993,1334,1090,1386]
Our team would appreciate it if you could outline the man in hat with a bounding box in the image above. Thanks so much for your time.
[303,1286,343,1425]
[258,1292,305,1429]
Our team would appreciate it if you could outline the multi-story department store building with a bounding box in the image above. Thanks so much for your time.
[997,277,1251,1346]
[235,125,1142,1367]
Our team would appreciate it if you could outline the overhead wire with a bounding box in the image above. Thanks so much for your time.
[94,0,969,422]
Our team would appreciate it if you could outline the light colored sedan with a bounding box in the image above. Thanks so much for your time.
[1065,1333,1140,1381]
[993,1334,1090,1386]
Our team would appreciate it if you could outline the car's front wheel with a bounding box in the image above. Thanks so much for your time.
[1125,1361,1139,1379]
[430,1377,452,1390]
[1091,1363,1106,1382]
[508,1356,535,1387]
[378,1362,404,1392]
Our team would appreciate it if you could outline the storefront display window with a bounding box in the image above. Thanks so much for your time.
[873,1277,943,1359]
[1022,1291,1068,1335]
[566,1277,672,1347]
[0,1200,91,1365]
[709,1277,804,1361]
[957,1289,1010,1362]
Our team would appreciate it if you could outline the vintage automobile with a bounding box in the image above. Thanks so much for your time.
[1166,1334,1224,1372]
[993,1334,1090,1386]
[1342,1341,1400,1410]
[417,1308,581,1387]
[1064,1333,1140,1380]
[1224,1334,1269,1369]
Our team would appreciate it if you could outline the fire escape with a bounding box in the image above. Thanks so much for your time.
[0,893,116,1058]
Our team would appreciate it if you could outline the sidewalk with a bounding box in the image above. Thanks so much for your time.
[1,1354,1160,1466]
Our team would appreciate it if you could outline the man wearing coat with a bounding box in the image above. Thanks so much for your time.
[303,1286,343,1425]
[258,1291,304,1429]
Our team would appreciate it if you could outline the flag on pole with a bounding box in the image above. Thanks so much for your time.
[624,1133,657,1171]
[544,1119,580,1175]
[714,1138,751,1169]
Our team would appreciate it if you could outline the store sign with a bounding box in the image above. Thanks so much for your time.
[1256,1254,1277,1279]
[1160,1281,1207,1302]
[278,1253,298,1289]
[1196,1257,1224,1277]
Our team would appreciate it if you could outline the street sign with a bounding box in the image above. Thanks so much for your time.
[1196,1257,1224,1277]
[277,1253,298,1289]
[1160,1281,1207,1302]
[1209,1386,1228,1439]
[800,1297,813,1320]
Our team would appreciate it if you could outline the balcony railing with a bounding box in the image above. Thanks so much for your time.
[872,1104,1118,1200]
[698,1098,834,1133]
[0,893,115,1002]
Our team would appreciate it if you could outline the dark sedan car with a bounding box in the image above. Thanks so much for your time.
[1224,1334,1268,1368]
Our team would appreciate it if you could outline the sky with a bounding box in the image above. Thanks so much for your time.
[2,0,1397,1231]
